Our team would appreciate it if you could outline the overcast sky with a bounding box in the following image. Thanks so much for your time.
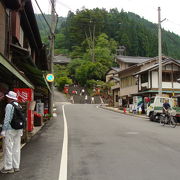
[32,0,180,36]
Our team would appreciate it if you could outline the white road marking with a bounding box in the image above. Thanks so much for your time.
[58,105,68,180]
[58,102,71,104]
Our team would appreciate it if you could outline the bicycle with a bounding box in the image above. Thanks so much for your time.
[159,108,177,128]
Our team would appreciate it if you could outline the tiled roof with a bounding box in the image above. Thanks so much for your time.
[134,58,180,75]
[116,55,151,64]
[53,55,71,64]
[111,67,120,72]
[112,76,120,81]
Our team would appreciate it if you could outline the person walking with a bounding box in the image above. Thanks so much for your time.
[1,91,23,174]
[85,95,88,104]
[91,96,95,104]
[81,89,85,95]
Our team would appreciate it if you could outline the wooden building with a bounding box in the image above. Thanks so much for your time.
[108,55,180,108]
[0,0,50,136]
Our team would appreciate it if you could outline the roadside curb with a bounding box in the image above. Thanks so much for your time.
[99,105,149,119]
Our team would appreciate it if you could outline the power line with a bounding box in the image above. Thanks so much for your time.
[33,0,53,35]
[166,19,180,28]
[32,2,50,37]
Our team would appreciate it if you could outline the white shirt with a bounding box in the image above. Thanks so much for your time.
[2,102,18,131]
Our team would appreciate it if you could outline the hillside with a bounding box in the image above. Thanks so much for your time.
[35,9,180,59]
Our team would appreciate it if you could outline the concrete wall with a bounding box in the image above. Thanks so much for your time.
[0,3,6,55]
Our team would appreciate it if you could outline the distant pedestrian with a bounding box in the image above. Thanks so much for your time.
[70,96,74,104]
[91,96,95,104]
[81,89,85,95]
[1,91,23,174]
[85,95,88,103]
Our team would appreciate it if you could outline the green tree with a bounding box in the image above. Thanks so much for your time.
[56,76,73,91]
[67,59,85,81]
[54,64,69,86]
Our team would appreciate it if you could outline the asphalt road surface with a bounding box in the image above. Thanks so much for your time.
[65,104,180,180]
[1,92,180,179]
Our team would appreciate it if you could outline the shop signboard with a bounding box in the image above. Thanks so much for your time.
[133,96,142,105]
[14,88,33,102]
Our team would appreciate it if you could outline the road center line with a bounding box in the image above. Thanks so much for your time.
[58,105,68,180]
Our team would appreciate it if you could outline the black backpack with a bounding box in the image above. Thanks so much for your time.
[10,102,26,130]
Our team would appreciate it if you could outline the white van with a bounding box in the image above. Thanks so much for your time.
[147,96,174,121]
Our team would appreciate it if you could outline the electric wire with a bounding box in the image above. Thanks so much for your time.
[33,0,53,35]
[166,19,180,28]
[32,2,50,39]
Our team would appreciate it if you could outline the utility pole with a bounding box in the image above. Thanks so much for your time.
[49,0,56,115]
[158,7,166,96]
[158,7,162,96]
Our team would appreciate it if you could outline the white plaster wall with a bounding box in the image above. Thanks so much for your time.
[139,75,141,90]
[162,82,172,88]
[148,71,151,88]
[151,71,158,88]
[173,82,180,89]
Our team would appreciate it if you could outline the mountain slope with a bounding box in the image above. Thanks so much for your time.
[35,9,180,59]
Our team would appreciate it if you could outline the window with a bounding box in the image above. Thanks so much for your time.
[162,72,171,82]
[141,72,148,83]
[173,72,180,82]
[162,72,180,82]
[115,95,119,102]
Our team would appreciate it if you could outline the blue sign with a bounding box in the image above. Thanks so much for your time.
[46,74,54,82]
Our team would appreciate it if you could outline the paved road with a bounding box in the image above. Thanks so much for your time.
[1,90,180,180]
[65,104,180,180]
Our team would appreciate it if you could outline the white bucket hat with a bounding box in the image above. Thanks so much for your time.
[5,91,18,100]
